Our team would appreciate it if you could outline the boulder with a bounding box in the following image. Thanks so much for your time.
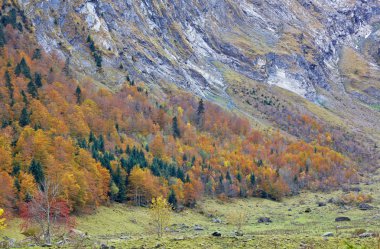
[318,202,326,207]
[305,208,311,213]
[194,225,204,231]
[212,217,222,223]
[173,237,185,241]
[335,217,351,222]
[322,232,334,237]
[212,231,221,237]
[359,232,374,238]
[350,187,361,192]
[180,223,189,229]
[176,205,185,212]
[258,217,272,223]
[70,228,86,238]
[100,244,109,249]
[4,238,16,248]
[56,240,66,246]
[235,231,244,236]
[358,203,373,210]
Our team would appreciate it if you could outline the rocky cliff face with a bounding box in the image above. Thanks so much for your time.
[17,0,379,98]
[16,0,380,144]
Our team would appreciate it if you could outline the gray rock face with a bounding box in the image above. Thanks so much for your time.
[15,0,380,158]
[16,0,380,103]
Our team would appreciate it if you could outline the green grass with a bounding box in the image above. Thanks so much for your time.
[3,178,380,248]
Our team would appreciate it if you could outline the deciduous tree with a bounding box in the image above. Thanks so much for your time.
[20,179,73,245]
[0,208,6,231]
[150,196,172,238]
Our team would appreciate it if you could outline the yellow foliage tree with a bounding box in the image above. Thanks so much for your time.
[149,196,172,238]
[0,208,6,231]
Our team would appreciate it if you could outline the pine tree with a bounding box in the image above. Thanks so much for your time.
[27,80,38,98]
[112,166,126,202]
[34,73,42,88]
[98,135,105,152]
[125,145,131,154]
[94,52,102,68]
[32,48,42,60]
[8,8,17,28]
[21,90,28,106]
[19,107,30,127]
[0,24,6,47]
[89,131,95,143]
[226,171,232,184]
[196,99,205,127]
[15,58,31,79]
[29,159,45,186]
[87,35,102,68]
[177,167,185,182]
[4,71,14,106]
[172,116,181,138]
[250,173,256,186]
[168,189,177,209]
[75,86,82,104]
[87,35,95,52]
[185,174,191,183]
[236,172,242,182]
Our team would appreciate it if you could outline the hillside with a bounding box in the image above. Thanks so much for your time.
[14,0,380,166]
[0,1,362,212]
[0,1,379,248]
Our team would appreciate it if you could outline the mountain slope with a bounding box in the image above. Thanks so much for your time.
[16,0,380,168]
[0,3,366,216]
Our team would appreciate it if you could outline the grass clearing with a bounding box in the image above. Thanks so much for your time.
[3,177,380,248]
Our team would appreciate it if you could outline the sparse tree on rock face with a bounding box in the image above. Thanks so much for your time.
[150,196,172,238]
[20,179,73,245]
[75,86,82,104]
[196,99,205,128]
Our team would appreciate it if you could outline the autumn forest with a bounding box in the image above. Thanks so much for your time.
[0,5,363,224]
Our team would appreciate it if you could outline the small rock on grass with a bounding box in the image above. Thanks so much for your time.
[359,232,374,238]
[194,225,204,230]
[335,217,351,222]
[258,217,272,223]
[322,232,334,237]
[358,203,373,210]
[318,202,326,207]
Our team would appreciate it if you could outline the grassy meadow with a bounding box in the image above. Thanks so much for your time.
[2,173,380,249]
